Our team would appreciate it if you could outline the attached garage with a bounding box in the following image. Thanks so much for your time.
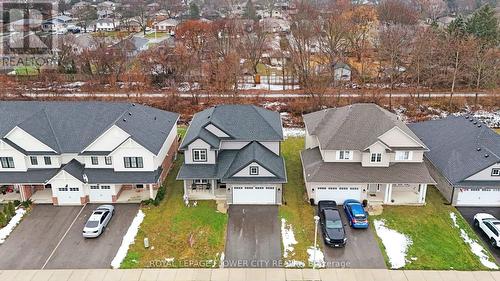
[89,185,114,202]
[56,187,82,205]
[314,186,362,205]
[456,188,500,206]
[232,185,277,205]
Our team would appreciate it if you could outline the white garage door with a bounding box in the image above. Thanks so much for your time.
[457,188,500,206]
[314,186,361,205]
[57,187,81,205]
[89,185,113,202]
[232,186,276,204]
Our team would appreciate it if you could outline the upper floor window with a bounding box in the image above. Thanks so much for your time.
[44,156,51,165]
[194,179,209,184]
[0,157,15,168]
[370,153,382,163]
[192,149,207,162]
[395,151,412,161]
[124,157,143,168]
[338,150,352,160]
[249,166,259,175]
[105,156,112,165]
[30,156,38,165]
[492,168,500,177]
[91,156,99,165]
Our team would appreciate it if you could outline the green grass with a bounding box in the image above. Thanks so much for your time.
[122,154,227,268]
[14,66,39,76]
[145,32,168,39]
[495,128,500,134]
[279,138,316,266]
[370,187,497,270]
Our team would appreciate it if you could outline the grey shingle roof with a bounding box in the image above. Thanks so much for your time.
[0,169,59,184]
[301,148,435,184]
[303,103,426,150]
[409,115,500,185]
[0,101,179,155]
[61,159,86,182]
[177,142,287,183]
[180,105,283,150]
[84,168,162,184]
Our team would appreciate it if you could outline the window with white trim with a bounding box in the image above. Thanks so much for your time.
[192,149,207,162]
[370,153,382,163]
[91,156,99,165]
[30,156,38,165]
[44,156,51,165]
[124,157,144,168]
[395,151,412,161]
[0,157,15,168]
[338,150,352,160]
[249,166,259,175]
[194,179,209,184]
[105,156,112,165]
[492,168,500,176]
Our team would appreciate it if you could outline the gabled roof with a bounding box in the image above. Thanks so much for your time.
[180,105,283,150]
[303,103,425,150]
[0,101,179,155]
[409,115,500,184]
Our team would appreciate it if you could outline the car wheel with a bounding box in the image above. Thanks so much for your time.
[474,219,479,228]
[491,238,497,247]
[349,220,352,227]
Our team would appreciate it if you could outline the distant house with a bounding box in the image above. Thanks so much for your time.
[94,18,119,32]
[260,18,290,33]
[71,1,92,14]
[41,15,73,33]
[154,19,179,34]
[333,62,352,82]
[119,18,142,33]
[114,36,149,57]
[97,1,117,11]
[9,18,43,32]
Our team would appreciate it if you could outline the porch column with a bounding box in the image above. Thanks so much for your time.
[149,184,154,199]
[384,184,393,204]
[418,184,428,204]
[183,181,188,198]
[211,180,215,196]
[18,185,25,201]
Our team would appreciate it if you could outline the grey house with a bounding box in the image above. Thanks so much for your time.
[301,104,435,205]
[410,115,500,206]
[177,105,287,205]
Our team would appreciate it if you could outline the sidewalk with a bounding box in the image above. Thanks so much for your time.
[1,268,499,281]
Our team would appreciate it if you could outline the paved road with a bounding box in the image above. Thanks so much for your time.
[0,205,82,270]
[320,208,386,269]
[44,204,140,269]
[224,205,281,268]
[458,207,500,264]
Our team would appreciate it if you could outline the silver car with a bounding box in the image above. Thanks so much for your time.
[82,205,115,238]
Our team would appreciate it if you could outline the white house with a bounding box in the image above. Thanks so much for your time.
[154,19,179,35]
[0,101,179,205]
[177,105,287,205]
[94,18,119,32]
[301,103,435,206]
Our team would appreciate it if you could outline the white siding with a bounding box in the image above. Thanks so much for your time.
[232,162,275,177]
[154,124,177,167]
[185,138,216,164]
[379,126,424,148]
[305,128,319,149]
[465,163,500,181]
[220,141,249,150]
[111,138,156,171]
[26,155,60,169]
[260,142,280,155]
[82,125,130,152]
[205,124,229,138]
[0,140,27,172]
[82,155,114,168]
[389,151,424,162]
[320,149,362,162]
[362,141,389,167]
[5,126,55,152]
[48,170,84,204]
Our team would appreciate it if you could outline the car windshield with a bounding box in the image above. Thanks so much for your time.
[85,220,99,228]
[326,219,343,229]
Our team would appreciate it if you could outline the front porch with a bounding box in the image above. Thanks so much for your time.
[366,183,427,205]
[115,184,158,203]
[30,188,53,204]
[0,185,21,203]
[183,179,227,200]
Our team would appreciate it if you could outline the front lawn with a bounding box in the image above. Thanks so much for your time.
[121,155,227,268]
[279,138,316,266]
[370,186,497,270]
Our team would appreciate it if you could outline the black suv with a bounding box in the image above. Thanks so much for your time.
[318,200,347,247]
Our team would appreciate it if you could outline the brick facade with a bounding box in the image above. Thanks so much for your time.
[158,136,179,185]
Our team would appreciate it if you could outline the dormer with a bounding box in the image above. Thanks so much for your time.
[4,126,57,153]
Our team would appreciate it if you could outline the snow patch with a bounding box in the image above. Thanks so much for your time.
[281,218,298,258]
[238,83,300,91]
[449,212,498,269]
[283,128,305,138]
[0,208,26,244]
[307,246,325,268]
[373,219,412,269]
[111,210,145,269]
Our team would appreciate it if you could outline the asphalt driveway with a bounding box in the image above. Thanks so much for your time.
[458,207,500,264]
[0,203,140,269]
[320,208,386,269]
[224,205,281,268]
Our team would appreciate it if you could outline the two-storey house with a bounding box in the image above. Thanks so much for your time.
[300,103,435,205]
[0,101,179,205]
[177,105,287,205]
[410,115,500,206]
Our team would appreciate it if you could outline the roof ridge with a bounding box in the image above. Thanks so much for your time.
[251,105,283,139]
[42,108,62,152]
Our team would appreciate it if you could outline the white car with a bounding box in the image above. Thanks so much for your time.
[474,213,500,247]
[82,205,115,238]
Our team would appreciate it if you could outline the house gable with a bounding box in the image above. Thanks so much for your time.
[232,162,276,178]
[378,126,425,149]
[5,126,56,152]
[82,125,130,153]
[465,163,500,181]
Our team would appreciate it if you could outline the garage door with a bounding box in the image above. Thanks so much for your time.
[457,188,500,206]
[232,186,276,204]
[314,186,361,205]
[57,187,81,205]
[89,185,113,202]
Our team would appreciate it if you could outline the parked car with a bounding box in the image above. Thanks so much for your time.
[343,199,369,229]
[82,205,115,238]
[318,200,346,247]
[474,213,500,247]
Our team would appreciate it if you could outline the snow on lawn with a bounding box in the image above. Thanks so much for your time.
[0,208,26,244]
[450,212,498,269]
[281,218,298,258]
[111,210,145,269]
[373,219,412,269]
[283,128,305,138]
[238,83,300,91]
[307,246,325,268]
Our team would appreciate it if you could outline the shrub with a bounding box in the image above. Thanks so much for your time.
[13,200,21,207]
[3,205,11,223]
[21,199,32,209]
[0,211,6,228]
[7,201,15,217]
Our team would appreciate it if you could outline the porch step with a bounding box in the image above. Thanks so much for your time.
[216,200,228,214]
[367,204,383,216]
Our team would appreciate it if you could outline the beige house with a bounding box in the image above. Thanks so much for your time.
[300,103,435,206]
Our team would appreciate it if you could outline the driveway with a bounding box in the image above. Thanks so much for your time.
[224,205,281,268]
[458,207,500,264]
[0,203,140,269]
[321,208,386,269]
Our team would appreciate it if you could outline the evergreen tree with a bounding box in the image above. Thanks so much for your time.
[447,16,467,38]
[0,212,6,227]
[7,201,15,217]
[244,1,257,21]
[3,205,11,223]
[189,2,200,19]
[466,4,499,46]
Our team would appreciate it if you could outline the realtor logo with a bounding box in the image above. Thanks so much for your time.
[0,0,59,71]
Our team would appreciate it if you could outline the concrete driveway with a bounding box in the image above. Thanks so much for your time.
[0,203,140,269]
[320,208,386,269]
[224,205,281,268]
[458,207,500,264]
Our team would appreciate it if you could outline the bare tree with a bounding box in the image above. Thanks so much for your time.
[239,22,269,84]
